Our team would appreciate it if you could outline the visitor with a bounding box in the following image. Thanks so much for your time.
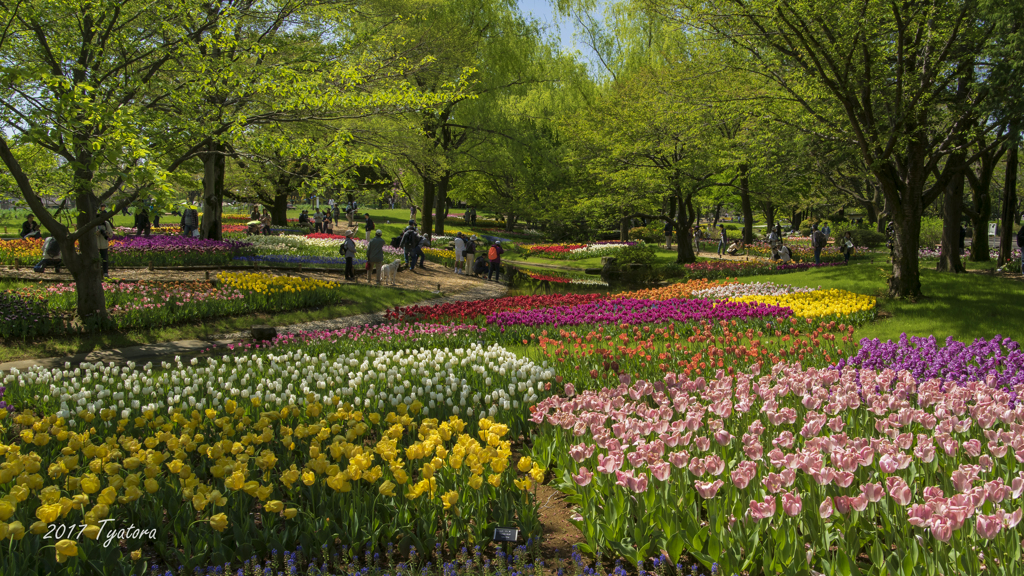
[488,241,504,281]
[410,204,417,221]
[811,224,826,265]
[414,233,431,270]
[250,205,260,221]
[473,254,488,276]
[389,195,395,210]
[453,232,466,274]
[367,230,385,284]
[773,240,792,264]
[399,222,418,269]
[774,223,782,239]
[134,208,151,237]
[338,233,357,281]
[766,227,779,250]
[1017,224,1024,275]
[470,208,477,226]
[464,235,477,275]
[364,213,376,241]
[841,231,854,263]
[726,239,744,256]
[181,204,199,237]
[717,225,727,257]
[822,222,831,239]
[664,220,673,250]
[323,212,333,235]
[33,236,61,273]
[299,210,310,231]
[346,202,356,225]
[332,204,341,221]
[97,204,113,277]
[260,210,272,235]
[20,214,41,239]
[959,224,966,256]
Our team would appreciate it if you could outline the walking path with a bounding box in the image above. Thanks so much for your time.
[0,278,507,371]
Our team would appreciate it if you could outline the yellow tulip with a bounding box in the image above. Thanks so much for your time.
[55,539,78,562]
[264,500,284,514]
[35,504,60,523]
[6,521,24,540]
[131,549,142,561]
[82,524,101,540]
[30,521,47,535]
[517,456,533,473]
[301,471,315,486]
[283,508,298,519]
[469,475,483,490]
[378,480,396,497]
[441,490,459,510]
[209,513,229,532]
[0,500,14,521]
[144,478,159,494]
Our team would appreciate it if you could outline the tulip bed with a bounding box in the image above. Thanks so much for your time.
[525,242,639,260]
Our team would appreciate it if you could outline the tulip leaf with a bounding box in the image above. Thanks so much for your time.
[692,526,708,552]
[870,538,884,569]
[708,532,721,561]
[666,533,685,563]
[837,549,853,576]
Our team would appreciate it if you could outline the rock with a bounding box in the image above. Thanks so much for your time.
[251,325,277,341]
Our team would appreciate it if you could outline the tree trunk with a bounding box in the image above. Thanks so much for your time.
[936,164,966,273]
[434,172,450,235]
[69,165,109,326]
[271,183,289,227]
[422,176,435,235]
[999,140,1018,266]
[739,166,754,243]
[505,214,516,233]
[967,158,994,262]
[712,203,723,228]
[200,141,225,241]
[620,216,631,241]
[676,194,697,264]
[879,174,924,298]
[763,201,775,233]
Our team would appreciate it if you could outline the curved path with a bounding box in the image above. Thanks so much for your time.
[0,279,507,371]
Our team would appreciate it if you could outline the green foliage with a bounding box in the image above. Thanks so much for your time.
[615,242,656,265]
[919,217,944,247]
[849,229,886,249]
[628,224,664,244]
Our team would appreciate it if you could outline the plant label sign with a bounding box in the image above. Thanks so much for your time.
[493,527,519,543]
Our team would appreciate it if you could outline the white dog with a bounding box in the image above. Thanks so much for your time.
[380,260,401,285]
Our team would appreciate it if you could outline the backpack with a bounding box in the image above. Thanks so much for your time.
[488,246,499,260]
[466,240,476,254]
[1017,226,1024,249]
[812,231,825,248]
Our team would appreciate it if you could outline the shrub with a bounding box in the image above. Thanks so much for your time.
[849,228,886,249]
[919,216,943,247]
[616,243,657,266]
[628,223,665,244]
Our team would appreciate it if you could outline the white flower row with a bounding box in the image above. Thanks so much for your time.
[5,344,553,428]
[568,243,633,254]
[691,281,818,300]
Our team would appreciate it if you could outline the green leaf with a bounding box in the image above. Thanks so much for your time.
[666,533,685,563]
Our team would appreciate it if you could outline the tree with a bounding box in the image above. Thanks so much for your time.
[656,0,1007,297]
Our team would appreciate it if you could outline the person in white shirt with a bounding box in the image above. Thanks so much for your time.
[773,240,792,263]
[453,232,466,274]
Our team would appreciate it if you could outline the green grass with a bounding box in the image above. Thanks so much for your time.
[742,253,1024,343]
[0,285,433,362]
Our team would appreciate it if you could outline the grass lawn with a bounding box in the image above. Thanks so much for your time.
[506,248,684,270]
[0,285,433,362]
[743,253,1024,343]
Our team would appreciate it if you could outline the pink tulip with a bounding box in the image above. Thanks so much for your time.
[597,452,623,474]
[668,451,690,469]
[714,429,733,446]
[834,471,855,488]
[811,467,835,486]
[743,442,764,460]
[781,492,802,516]
[731,461,757,489]
[569,444,594,462]
[651,460,671,482]
[976,514,1003,539]
[850,494,868,512]
[907,504,932,527]
[819,497,834,518]
[930,517,953,543]
[573,467,593,487]
[564,383,576,397]
[963,439,982,458]
[923,486,945,500]
[748,496,776,520]
[694,436,711,452]
[886,477,913,506]
[1005,508,1022,529]
[878,454,898,473]
[695,479,724,499]
[705,454,725,475]
[861,482,884,503]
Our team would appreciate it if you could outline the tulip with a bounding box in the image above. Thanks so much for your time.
[781,492,802,516]
[748,496,776,520]
[572,467,593,487]
[819,497,834,518]
[695,480,724,499]
[209,513,229,532]
[55,539,78,562]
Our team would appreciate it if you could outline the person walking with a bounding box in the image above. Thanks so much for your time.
[664,220,674,250]
[774,223,782,239]
[33,235,62,273]
[717,225,727,257]
[841,231,854,263]
[367,230,385,284]
[414,233,431,270]
[97,204,114,277]
[959,224,967,256]
[821,222,831,239]
[410,204,417,221]
[464,235,477,275]
[399,222,418,269]
[340,233,356,280]
[364,213,376,241]
[811,224,827,265]
[692,226,701,254]
[134,208,151,237]
[20,214,41,239]
[453,232,466,274]
[181,204,199,237]
[487,241,504,281]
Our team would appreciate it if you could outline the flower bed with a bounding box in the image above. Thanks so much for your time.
[691,281,817,299]
[389,293,607,322]
[487,298,791,329]
[730,288,875,320]
[109,236,251,266]
[0,238,43,265]
[612,279,736,301]
[532,363,1024,573]
[525,242,638,260]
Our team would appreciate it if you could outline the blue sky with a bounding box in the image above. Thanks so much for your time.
[516,0,605,70]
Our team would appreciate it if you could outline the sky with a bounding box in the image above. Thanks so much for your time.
[516,0,604,71]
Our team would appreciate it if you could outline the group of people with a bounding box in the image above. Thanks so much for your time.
[339,229,388,283]
[21,205,115,275]
[452,231,502,280]
[298,209,338,235]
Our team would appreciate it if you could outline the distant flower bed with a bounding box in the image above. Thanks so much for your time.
[108,235,251,266]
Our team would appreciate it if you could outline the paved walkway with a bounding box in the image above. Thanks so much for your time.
[0,280,508,371]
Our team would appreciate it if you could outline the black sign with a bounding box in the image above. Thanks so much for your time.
[493,527,519,543]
